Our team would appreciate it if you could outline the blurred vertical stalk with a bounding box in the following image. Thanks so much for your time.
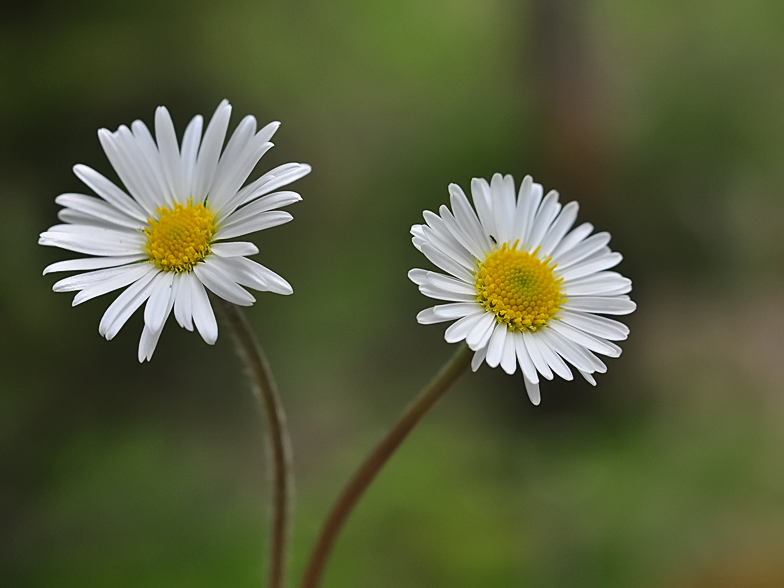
[529,0,612,202]
[299,344,472,588]
[219,300,292,588]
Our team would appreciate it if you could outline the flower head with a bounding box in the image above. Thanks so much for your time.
[409,174,635,405]
[40,100,310,361]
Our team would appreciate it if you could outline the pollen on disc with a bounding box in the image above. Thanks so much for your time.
[475,242,565,331]
[144,200,216,272]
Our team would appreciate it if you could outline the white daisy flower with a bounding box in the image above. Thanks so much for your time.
[409,174,635,405]
[40,100,310,362]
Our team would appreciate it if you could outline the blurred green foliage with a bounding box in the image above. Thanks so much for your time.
[2,0,784,586]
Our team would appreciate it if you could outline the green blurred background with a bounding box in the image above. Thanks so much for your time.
[3,0,784,586]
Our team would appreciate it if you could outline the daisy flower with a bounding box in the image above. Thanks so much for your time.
[40,100,310,361]
[409,174,635,405]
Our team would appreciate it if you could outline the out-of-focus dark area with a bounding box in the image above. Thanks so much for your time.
[3,0,784,586]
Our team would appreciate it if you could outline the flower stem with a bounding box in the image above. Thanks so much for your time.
[298,343,473,588]
[219,300,292,588]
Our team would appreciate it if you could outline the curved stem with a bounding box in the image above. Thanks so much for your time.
[220,300,292,588]
[299,343,473,588]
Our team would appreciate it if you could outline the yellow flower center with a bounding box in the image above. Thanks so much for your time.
[144,200,216,272]
[475,242,565,331]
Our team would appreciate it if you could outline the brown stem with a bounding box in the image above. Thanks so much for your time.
[299,343,472,588]
[219,300,292,588]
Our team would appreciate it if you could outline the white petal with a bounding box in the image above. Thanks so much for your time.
[245,190,303,212]
[73,164,147,221]
[511,175,533,240]
[562,272,632,296]
[523,377,541,405]
[520,182,544,245]
[420,242,475,283]
[130,119,172,207]
[114,126,169,210]
[248,163,311,201]
[538,328,596,373]
[173,272,194,331]
[193,259,255,306]
[559,310,629,341]
[51,263,140,292]
[471,345,487,372]
[470,178,495,240]
[421,211,476,269]
[210,242,259,257]
[417,224,475,270]
[229,162,311,211]
[408,268,429,285]
[215,116,256,177]
[39,226,144,256]
[137,325,157,362]
[211,257,268,293]
[417,302,477,325]
[500,329,518,375]
[449,183,492,254]
[549,320,621,358]
[466,312,496,350]
[44,254,146,275]
[553,232,611,270]
[540,201,579,257]
[523,330,553,380]
[416,308,446,324]
[57,209,126,230]
[490,173,517,244]
[51,261,148,298]
[485,325,508,368]
[418,284,477,303]
[55,193,143,230]
[181,115,203,197]
[255,120,280,144]
[579,370,597,386]
[216,256,293,295]
[438,205,486,260]
[562,296,637,315]
[214,211,293,241]
[444,311,486,343]
[71,265,152,306]
[193,100,232,201]
[155,106,187,203]
[207,115,257,209]
[54,209,97,228]
[191,278,218,344]
[138,285,173,363]
[584,349,607,373]
[97,128,157,215]
[143,271,175,333]
[41,223,109,233]
[550,222,594,259]
[513,332,538,383]
[424,272,475,296]
[210,134,274,212]
[99,267,159,339]
[527,190,561,251]
[219,191,301,226]
[432,302,481,320]
[531,330,573,380]
[558,252,623,281]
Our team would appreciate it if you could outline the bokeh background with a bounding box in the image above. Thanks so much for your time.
[3,0,784,586]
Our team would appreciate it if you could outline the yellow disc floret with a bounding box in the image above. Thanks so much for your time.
[144,200,216,272]
[475,241,565,332]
